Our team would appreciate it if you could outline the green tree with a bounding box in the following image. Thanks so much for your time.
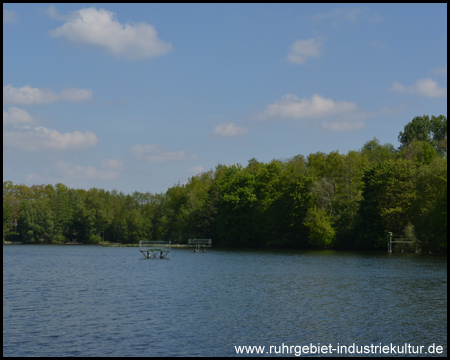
[354,159,415,249]
[163,184,189,242]
[249,160,284,245]
[398,140,438,165]
[332,151,368,247]
[429,115,447,156]
[144,193,167,240]
[133,191,154,241]
[398,115,447,156]
[184,170,214,239]
[49,185,78,243]
[410,157,447,252]
[84,188,113,242]
[217,164,258,247]
[303,206,336,247]
[307,151,343,179]
[3,196,13,242]
[361,138,395,165]
[195,165,228,243]
[17,198,54,243]
[268,167,314,248]
[124,208,145,244]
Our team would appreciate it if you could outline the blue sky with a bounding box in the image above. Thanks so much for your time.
[3,4,447,194]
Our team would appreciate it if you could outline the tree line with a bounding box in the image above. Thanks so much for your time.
[3,115,447,253]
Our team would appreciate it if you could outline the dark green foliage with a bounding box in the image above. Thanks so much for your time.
[409,157,447,252]
[353,159,415,249]
[398,140,438,165]
[361,137,395,165]
[3,115,447,253]
[398,115,447,156]
[17,197,54,244]
[3,197,14,242]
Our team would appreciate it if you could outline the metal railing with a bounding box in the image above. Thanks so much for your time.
[139,240,171,258]
[387,232,418,253]
[188,239,212,252]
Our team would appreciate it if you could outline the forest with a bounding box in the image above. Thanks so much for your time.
[3,115,447,253]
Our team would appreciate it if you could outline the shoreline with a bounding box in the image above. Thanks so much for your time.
[3,242,191,248]
[3,242,446,255]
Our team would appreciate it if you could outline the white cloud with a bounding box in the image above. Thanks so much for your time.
[25,173,45,183]
[59,87,93,102]
[188,165,205,175]
[287,38,321,64]
[388,78,447,98]
[3,85,92,105]
[432,65,447,77]
[57,160,120,180]
[322,121,365,132]
[48,7,173,60]
[46,5,61,21]
[3,107,34,125]
[258,94,359,121]
[213,122,248,137]
[129,143,196,163]
[3,9,18,23]
[100,158,125,170]
[3,126,98,151]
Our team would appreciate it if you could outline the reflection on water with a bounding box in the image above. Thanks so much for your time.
[3,246,447,356]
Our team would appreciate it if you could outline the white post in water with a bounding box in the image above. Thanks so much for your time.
[388,232,392,253]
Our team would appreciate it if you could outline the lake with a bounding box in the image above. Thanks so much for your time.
[3,245,447,356]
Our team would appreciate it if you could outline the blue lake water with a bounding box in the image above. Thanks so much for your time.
[3,245,447,356]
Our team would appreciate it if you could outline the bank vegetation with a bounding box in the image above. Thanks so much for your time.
[3,115,447,253]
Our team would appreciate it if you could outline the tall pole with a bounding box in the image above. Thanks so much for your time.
[388,232,392,253]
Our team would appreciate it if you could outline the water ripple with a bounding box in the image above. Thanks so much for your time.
[3,246,447,356]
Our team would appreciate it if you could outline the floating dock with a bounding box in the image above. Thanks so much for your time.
[139,240,171,258]
[188,239,212,252]
[387,232,419,253]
